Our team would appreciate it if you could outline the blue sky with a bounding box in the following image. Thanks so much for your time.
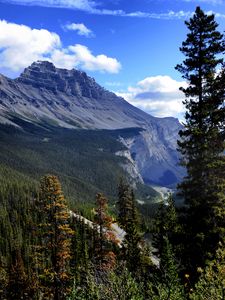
[0,0,225,119]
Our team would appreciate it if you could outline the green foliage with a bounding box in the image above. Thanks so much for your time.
[70,219,90,279]
[105,268,144,300]
[0,166,37,267]
[153,194,180,253]
[123,221,142,274]
[117,180,144,274]
[175,6,225,272]
[68,267,144,300]
[117,179,140,231]
[68,271,100,300]
[147,281,186,300]
[190,243,225,300]
[147,237,185,300]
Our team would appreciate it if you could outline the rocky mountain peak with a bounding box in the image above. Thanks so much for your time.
[16,61,102,99]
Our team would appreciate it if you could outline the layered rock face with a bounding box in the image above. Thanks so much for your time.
[0,61,184,186]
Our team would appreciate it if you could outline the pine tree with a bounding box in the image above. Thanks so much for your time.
[117,182,143,275]
[117,180,140,230]
[36,175,74,300]
[153,194,181,264]
[153,194,180,256]
[70,218,89,283]
[117,179,133,231]
[93,193,116,271]
[124,220,142,275]
[175,6,225,271]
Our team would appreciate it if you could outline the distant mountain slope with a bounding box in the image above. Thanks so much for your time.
[0,119,160,213]
[0,61,184,186]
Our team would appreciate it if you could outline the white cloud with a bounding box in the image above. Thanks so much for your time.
[184,0,223,4]
[0,0,193,19]
[124,10,193,19]
[0,19,121,73]
[0,0,97,10]
[206,10,225,18]
[0,19,60,71]
[64,23,94,37]
[2,0,225,19]
[52,44,121,73]
[116,76,187,119]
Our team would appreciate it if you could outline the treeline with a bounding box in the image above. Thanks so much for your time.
[0,173,224,300]
[0,174,155,299]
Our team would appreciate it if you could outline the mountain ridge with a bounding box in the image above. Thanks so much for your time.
[0,61,183,186]
[0,61,179,129]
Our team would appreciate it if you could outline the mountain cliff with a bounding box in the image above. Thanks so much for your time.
[0,61,183,186]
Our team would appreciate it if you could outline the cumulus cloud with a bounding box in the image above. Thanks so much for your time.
[63,23,94,37]
[0,19,60,71]
[116,76,187,119]
[0,19,121,73]
[52,44,121,73]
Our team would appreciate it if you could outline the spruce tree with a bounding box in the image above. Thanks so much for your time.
[117,182,143,275]
[175,6,225,271]
[124,220,142,275]
[117,179,133,231]
[117,180,140,232]
[153,194,180,260]
[36,175,74,300]
[93,193,116,271]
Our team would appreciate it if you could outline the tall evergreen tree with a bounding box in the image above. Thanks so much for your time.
[153,194,180,258]
[93,193,116,271]
[124,220,142,275]
[117,180,140,232]
[36,175,74,300]
[117,181,143,274]
[175,6,225,271]
[117,179,133,231]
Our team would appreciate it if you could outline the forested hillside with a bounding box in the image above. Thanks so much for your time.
[0,117,159,212]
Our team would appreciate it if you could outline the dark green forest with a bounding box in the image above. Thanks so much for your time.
[0,117,159,212]
[0,6,225,300]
